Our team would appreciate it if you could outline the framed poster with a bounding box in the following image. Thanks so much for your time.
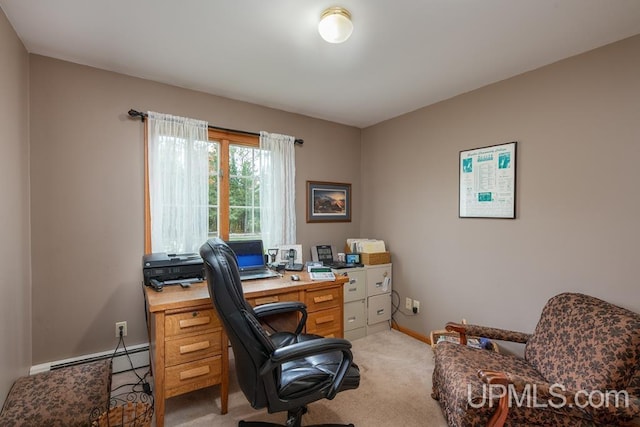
[306,181,351,223]
[459,141,517,219]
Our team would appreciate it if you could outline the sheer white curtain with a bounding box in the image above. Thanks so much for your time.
[259,131,296,250]
[147,111,209,254]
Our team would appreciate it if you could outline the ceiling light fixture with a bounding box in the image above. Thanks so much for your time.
[318,7,353,44]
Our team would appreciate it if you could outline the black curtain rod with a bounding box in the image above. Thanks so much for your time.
[127,109,303,145]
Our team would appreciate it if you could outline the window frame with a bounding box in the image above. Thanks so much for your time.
[144,127,259,253]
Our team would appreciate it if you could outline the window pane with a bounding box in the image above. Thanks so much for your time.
[230,145,258,176]
[253,208,262,235]
[229,144,260,237]
[208,142,219,236]
[229,207,260,236]
[208,207,218,237]
[230,177,254,207]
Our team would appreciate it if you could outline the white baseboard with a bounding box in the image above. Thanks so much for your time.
[30,343,150,375]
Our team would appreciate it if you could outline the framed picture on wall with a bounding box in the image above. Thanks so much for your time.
[306,181,352,223]
[459,141,517,219]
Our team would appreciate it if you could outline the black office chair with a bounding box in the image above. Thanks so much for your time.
[199,238,360,427]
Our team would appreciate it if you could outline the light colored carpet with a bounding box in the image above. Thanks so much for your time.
[113,329,448,426]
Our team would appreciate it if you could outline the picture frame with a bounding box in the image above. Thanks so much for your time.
[459,141,517,219]
[306,181,351,223]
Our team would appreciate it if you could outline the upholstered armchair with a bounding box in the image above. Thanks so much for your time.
[432,292,640,426]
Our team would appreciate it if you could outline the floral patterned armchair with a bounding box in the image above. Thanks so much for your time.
[431,292,640,426]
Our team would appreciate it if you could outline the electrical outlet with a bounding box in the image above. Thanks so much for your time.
[115,321,127,338]
[405,297,412,310]
[413,300,420,314]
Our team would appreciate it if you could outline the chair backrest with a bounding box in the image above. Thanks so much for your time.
[525,292,640,392]
[200,238,276,409]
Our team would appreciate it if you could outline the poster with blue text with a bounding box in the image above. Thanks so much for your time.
[459,141,517,218]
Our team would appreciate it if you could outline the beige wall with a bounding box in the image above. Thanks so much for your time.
[361,34,640,344]
[13,18,640,369]
[29,55,361,363]
[0,8,31,404]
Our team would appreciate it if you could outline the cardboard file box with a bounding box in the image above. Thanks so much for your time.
[360,251,391,265]
[343,244,391,265]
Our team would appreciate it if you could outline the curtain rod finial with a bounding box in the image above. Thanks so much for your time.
[128,109,146,122]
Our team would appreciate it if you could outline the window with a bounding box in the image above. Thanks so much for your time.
[208,130,262,241]
[145,129,260,253]
[145,116,296,254]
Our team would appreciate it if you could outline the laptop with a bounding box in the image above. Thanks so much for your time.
[226,240,279,281]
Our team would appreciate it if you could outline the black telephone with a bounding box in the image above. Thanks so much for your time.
[284,248,304,271]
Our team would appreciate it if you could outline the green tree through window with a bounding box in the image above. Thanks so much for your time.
[207,130,261,242]
[228,144,260,239]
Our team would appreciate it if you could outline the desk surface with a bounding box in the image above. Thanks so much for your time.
[145,271,348,312]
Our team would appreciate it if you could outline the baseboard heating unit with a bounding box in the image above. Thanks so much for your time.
[30,343,150,375]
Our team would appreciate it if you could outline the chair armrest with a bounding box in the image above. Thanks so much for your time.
[254,301,307,317]
[446,322,531,345]
[260,338,354,400]
[478,370,640,424]
[254,301,307,335]
[269,337,352,363]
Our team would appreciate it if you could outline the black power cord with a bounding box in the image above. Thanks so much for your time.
[391,289,417,323]
[99,328,154,427]
[110,327,152,396]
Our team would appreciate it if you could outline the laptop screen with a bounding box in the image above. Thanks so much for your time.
[226,240,266,271]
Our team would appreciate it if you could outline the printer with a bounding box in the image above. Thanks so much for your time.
[142,252,205,292]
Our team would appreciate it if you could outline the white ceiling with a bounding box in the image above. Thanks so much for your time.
[2,0,640,128]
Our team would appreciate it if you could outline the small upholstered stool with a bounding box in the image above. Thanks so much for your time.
[0,359,112,427]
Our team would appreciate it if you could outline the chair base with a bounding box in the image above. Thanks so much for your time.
[239,407,353,427]
[239,423,353,427]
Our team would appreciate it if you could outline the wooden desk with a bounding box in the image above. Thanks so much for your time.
[144,272,348,427]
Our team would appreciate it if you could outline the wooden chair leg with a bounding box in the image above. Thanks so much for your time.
[486,395,509,427]
[478,369,511,427]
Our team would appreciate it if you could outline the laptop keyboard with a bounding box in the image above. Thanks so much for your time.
[240,269,279,281]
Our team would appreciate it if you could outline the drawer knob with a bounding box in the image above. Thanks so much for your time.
[313,294,334,304]
[315,315,334,325]
[180,340,211,354]
[179,365,210,381]
[377,309,385,315]
[179,316,210,329]
[347,316,356,323]
[349,279,357,284]
[255,296,279,305]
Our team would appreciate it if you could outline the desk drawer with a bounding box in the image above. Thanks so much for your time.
[366,265,392,297]
[165,356,222,397]
[305,287,341,312]
[367,293,391,325]
[246,291,300,307]
[165,309,220,337]
[306,306,342,338]
[342,270,366,303]
[344,300,366,331]
[165,330,222,366]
